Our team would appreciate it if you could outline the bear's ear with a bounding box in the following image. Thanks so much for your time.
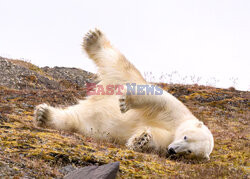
[197,121,203,128]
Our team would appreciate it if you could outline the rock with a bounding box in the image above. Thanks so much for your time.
[64,162,120,179]
[41,66,96,89]
[0,56,96,90]
[59,165,77,175]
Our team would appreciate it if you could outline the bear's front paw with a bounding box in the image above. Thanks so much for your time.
[83,29,103,49]
[119,94,130,113]
[34,103,51,127]
[126,131,152,152]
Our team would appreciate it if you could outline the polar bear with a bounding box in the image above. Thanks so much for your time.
[34,29,214,159]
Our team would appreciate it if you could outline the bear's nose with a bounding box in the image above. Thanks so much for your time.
[168,147,176,155]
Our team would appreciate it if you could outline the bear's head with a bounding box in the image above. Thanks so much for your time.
[168,120,214,160]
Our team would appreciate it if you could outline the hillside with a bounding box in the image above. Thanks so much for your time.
[0,57,249,178]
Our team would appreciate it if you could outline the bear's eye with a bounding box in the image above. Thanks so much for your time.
[184,136,187,140]
[188,150,192,153]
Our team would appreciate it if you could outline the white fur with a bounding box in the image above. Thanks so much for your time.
[34,29,214,159]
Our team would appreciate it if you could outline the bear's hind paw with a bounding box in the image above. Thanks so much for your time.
[83,29,103,50]
[34,103,51,127]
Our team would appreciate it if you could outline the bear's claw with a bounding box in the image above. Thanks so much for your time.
[119,95,130,113]
[127,131,152,152]
[34,103,50,127]
[83,28,103,49]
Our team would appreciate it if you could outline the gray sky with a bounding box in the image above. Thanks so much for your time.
[0,0,249,90]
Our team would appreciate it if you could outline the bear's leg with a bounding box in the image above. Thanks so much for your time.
[34,103,82,132]
[119,90,169,113]
[82,29,146,85]
[126,128,154,152]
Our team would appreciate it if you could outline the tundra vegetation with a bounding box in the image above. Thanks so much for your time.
[0,57,249,178]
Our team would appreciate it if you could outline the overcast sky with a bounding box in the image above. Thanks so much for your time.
[0,0,249,90]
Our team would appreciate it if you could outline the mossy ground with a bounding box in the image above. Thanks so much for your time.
[0,84,249,178]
